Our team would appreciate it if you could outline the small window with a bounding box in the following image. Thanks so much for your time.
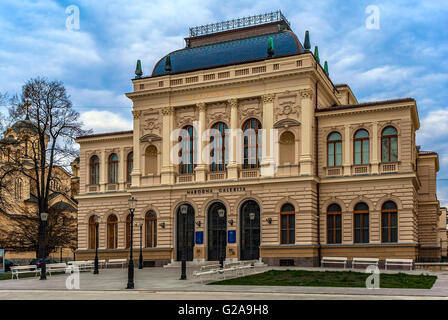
[280,204,295,244]
[327,132,342,167]
[354,202,369,243]
[107,214,118,249]
[127,152,133,183]
[145,211,157,248]
[243,118,262,169]
[108,153,119,183]
[327,204,342,244]
[354,129,369,165]
[90,156,100,185]
[381,126,398,163]
[381,201,398,243]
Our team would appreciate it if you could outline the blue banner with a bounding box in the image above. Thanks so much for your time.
[228,230,236,243]
[195,231,203,244]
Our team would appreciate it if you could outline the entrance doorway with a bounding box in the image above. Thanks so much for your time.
[176,203,195,261]
[240,200,260,260]
[207,202,227,261]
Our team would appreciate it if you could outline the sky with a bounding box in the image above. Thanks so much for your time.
[0,0,447,206]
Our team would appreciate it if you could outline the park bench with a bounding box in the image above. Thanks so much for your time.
[10,265,40,279]
[193,264,221,283]
[321,257,348,269]
[107,259,127,268]
[66,261,94,272]
[385,258,413,270]
[87,259,106,268]
[351,257,379,269]
[46,263,67,276]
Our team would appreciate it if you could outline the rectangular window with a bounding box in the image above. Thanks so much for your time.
[354,213,369,243]
[335,142,342,166]
[281,214,295,244]
[328,143,334,166]
[327,214,342,244]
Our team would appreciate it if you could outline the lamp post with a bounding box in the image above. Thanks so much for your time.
[39,212,48,280]
[249,212,255,261]
[135,218,143,269]
[180,204,188,280]
[93,215,99,275]
[126,197,138,289]
[217,208,225,269]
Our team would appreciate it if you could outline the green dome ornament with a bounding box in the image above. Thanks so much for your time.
[304,30,311,51]
[324,60,329,76]
[314,46,320,64]
[267,37,274,57]
[164,55,172,73]
[135,60,143,79]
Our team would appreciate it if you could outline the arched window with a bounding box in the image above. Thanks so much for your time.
[179,125,196,174]
[354,129,369,165]
[108,153,119,183]
[89,155,100,185]
[327,204,342,244]
[145,211,157,248]
[280,203,295,244]
[381,126,398,163]
[127,152,133,183]
[14,178,22,200]
[107,214,118,249]
[327,132,342,167]
[243,118,262,169]
[145,146,158,175]
[381,201,398,243]
[279,131,295,165]
[210,122,228,172]
[354,202,369,243]
[125,214,131,248]
[88,216,97,250]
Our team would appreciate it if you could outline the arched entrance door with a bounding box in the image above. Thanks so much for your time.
[240,200,261,260]
[176,203,195,261]
[207,202,227,261]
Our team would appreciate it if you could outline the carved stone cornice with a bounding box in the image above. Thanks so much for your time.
[196,102,206,112]
[299,88,314,99]
[132,110,142,119]
[161,106,174,116]
[228,98,238,108]
[262,93,275,103]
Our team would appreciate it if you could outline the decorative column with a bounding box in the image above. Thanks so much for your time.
[227,98,239,180]
[118,148,125,190]
[343,125,351,175]
[299,88,315,175]
[261,93,275,177]
[371,121,379,174]
[131,110,142,187]
[100,149,106,192]
[195,103,207,182]
[161,106,176,184]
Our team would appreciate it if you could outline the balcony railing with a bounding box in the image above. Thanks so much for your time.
[240,169,259,179]
[208,171,227,181]
[177,174,195,183]
[326,166,343,177]
[381,162,399,173]
[352,164,370,175]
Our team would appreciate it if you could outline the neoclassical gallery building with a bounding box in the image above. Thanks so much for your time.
[75,11,443,266]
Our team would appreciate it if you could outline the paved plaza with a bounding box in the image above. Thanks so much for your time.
[0,266,448,300]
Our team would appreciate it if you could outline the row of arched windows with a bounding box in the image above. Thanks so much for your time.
[88,211,157,249]
[327,126,398,167]
[89,152,134,185]
[326,201,398,244]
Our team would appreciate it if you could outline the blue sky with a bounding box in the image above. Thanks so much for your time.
[0,0,447,205]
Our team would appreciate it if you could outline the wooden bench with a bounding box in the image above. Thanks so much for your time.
[321,257,348,269]
[351,257,379,269]
[107,259,127,268]
[385,258,413,270]
[46,263,67,276]
[10,265,40,279]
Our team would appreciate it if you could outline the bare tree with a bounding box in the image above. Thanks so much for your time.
[0,77,91,258]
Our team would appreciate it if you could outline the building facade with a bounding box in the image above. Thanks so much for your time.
[75,12,443,266]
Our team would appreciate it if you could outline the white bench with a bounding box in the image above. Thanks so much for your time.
[87,259,106,268]
[66,261,94,272]
[107,259,127,268]
[193,264,221,283]
[46,263,67,276]
[10,265,40,279]
[385,258,413,270]
[351,257,379,269]
[321,257,348,269]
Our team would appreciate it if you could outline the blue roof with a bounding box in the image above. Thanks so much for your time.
[151,31,303,77]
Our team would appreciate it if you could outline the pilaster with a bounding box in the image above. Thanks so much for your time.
[299,88,315,175]
[131,110,142,187]
[161,106,176,184]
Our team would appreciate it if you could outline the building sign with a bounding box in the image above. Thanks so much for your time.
[187,187,246,195]
[195,231,203,244]
[228,231,236,243]
[0,250,4,274]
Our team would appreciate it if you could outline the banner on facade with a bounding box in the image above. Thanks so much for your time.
[0,249,4,274]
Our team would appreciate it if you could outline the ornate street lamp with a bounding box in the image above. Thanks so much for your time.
[217,208,225,269]
[39,212,48,280]
[93,215,100,275]
[126,197,138,289]
[135,218,144,269]
[180,204,188,280]
[249,212,255,261]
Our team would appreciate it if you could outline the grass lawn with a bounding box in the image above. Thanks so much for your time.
[209,270,437,289]
[0,271,65,281]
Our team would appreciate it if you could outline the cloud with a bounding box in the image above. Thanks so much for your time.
[80,110,132,134]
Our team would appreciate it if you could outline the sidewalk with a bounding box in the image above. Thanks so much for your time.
[0,266,447,299]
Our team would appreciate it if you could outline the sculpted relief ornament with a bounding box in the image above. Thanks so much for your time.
[207,102,229,125]
[239,98,262,119]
